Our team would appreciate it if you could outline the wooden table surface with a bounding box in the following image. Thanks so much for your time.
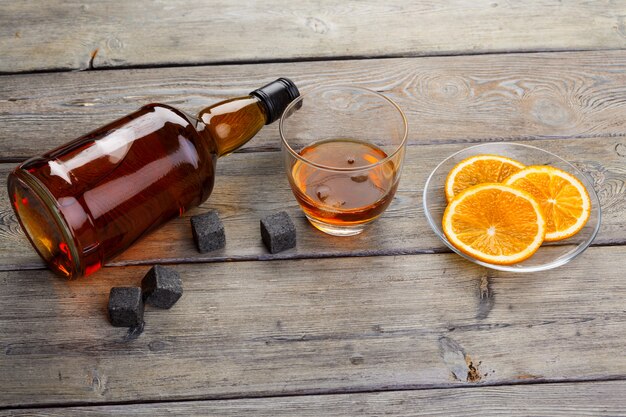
[1,1,626,415]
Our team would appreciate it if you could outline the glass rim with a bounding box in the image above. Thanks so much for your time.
[279,85,408,172]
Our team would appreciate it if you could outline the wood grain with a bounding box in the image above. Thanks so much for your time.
[1,136,624,270]
[3,50,626,159]
[1,1,626,73]
[2,2,625,412]
[3,381,626,416]
[1,246,625,407]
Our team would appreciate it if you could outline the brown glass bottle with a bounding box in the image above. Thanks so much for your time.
[8,78,299,279]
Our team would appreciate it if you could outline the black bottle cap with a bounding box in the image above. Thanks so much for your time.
[250,78,300,124]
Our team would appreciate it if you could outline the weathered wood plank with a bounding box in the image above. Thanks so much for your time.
[3,381,626,416]
[3,51,626,159]
[1,0,625,73]
[0,136,624,270]
[0,246,625,407]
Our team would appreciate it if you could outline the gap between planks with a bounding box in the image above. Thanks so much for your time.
[1,131,626,164]
[2,46,625,77]
[1,375,626,412]
[2,242,626,273]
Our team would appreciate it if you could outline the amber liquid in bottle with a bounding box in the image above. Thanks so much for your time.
[8,79,299,278]
[289,139,399,226]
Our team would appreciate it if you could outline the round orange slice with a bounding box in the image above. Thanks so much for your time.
[504,166,591,241]
[442,183,546,265]
[445,154,525,202]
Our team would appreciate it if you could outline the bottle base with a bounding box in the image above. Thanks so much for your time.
[8,169,81,279]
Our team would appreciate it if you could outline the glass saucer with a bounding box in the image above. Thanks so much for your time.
[423,142,601,272]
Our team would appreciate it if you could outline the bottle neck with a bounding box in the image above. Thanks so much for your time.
[196,95,267,158]
[196,78,300,158]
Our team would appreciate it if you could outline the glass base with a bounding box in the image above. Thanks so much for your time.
[305,215,367,236]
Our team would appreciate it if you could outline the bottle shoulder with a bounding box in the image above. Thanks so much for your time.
[140,103,217,152]
[142,103,196,123]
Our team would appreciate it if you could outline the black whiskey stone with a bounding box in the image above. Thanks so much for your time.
[191,210,226,253]
[108,287,144,327]
[260,211,296,254]
[141,265,183,309]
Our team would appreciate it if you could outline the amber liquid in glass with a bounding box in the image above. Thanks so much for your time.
[289,139,398,226]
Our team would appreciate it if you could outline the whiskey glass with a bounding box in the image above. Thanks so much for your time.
[279,86,408,236]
